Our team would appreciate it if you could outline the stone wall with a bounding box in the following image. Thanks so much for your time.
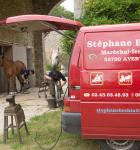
[44,31,62,66]
[44,31,69,74]
[0,0,33,18]
[0,0,34,92]
[0,0,33,44]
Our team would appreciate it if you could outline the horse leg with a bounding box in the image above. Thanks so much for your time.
[20,81,24,92]
[17,75,24,92]
[8,76,16,93]
[13,76,17,92]
[7,78,10,94]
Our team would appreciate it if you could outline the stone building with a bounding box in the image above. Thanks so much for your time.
[0,0,64,92]
[0,0,85,92]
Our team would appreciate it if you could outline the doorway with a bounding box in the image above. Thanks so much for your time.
[0,45,12,92]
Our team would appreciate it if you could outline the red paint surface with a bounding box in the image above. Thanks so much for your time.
[0,14,82,31]
[68,23,140,140]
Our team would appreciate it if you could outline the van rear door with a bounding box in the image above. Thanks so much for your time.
[0,14,82,32]
[81,29,140,139]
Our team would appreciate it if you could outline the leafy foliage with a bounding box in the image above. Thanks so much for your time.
[46,63,52,71]
[82,0,140,25]
[50,6,74,19]
[61,0,140,55]
[49,6,75,58]
[60,31,77,55]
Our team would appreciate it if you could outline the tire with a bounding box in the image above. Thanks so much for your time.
[99,139,140,150]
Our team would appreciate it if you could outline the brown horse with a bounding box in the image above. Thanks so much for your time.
[0,56,26,93]
[14,60,26,92]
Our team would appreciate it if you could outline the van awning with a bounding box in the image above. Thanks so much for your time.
[0,14,82,32]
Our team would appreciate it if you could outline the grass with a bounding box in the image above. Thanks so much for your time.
[0,109,100,150]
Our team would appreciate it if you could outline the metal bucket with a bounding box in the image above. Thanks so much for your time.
[47,97,57,109]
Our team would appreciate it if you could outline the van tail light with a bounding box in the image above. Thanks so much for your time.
[70,95,76,99]
[64,100,70,112]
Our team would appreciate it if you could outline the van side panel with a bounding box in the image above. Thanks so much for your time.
[81,30,140,139]
[81,102,140,139]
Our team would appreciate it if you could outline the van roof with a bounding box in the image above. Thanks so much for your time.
[80,23,140,33]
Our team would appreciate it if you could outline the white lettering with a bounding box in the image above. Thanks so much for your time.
[87,41,93,47]
[123,57,140,61]
[87,40,132,49]
[102,42,108,49]
[104,57,121,62]
[101,49,130,55]
[97,40,102,47]
[127,41,132,46]
[131,49,140,54]
[136,39,140,46]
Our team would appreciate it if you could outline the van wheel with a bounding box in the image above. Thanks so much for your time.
[99,139,140,150]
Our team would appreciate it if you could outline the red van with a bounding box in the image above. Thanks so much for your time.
[62,23,140,150]
[1,15,140,150]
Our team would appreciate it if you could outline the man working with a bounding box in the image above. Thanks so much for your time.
[46,70,66,85]
[45,68,67,108]
[20,69,34,84]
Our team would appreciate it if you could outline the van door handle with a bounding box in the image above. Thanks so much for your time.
[71,86,80,90]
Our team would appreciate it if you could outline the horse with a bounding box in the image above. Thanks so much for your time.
[0,56,26,93]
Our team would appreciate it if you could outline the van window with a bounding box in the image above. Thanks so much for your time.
[84,31,140,70]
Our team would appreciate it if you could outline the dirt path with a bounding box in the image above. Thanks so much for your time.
[0,88,49,134]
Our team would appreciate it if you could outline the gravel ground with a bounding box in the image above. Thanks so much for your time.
[0,87,49,134]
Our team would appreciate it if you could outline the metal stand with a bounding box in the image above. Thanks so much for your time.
[47,80,63,109]
[3,95,29,144]
[38,80,49,98]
